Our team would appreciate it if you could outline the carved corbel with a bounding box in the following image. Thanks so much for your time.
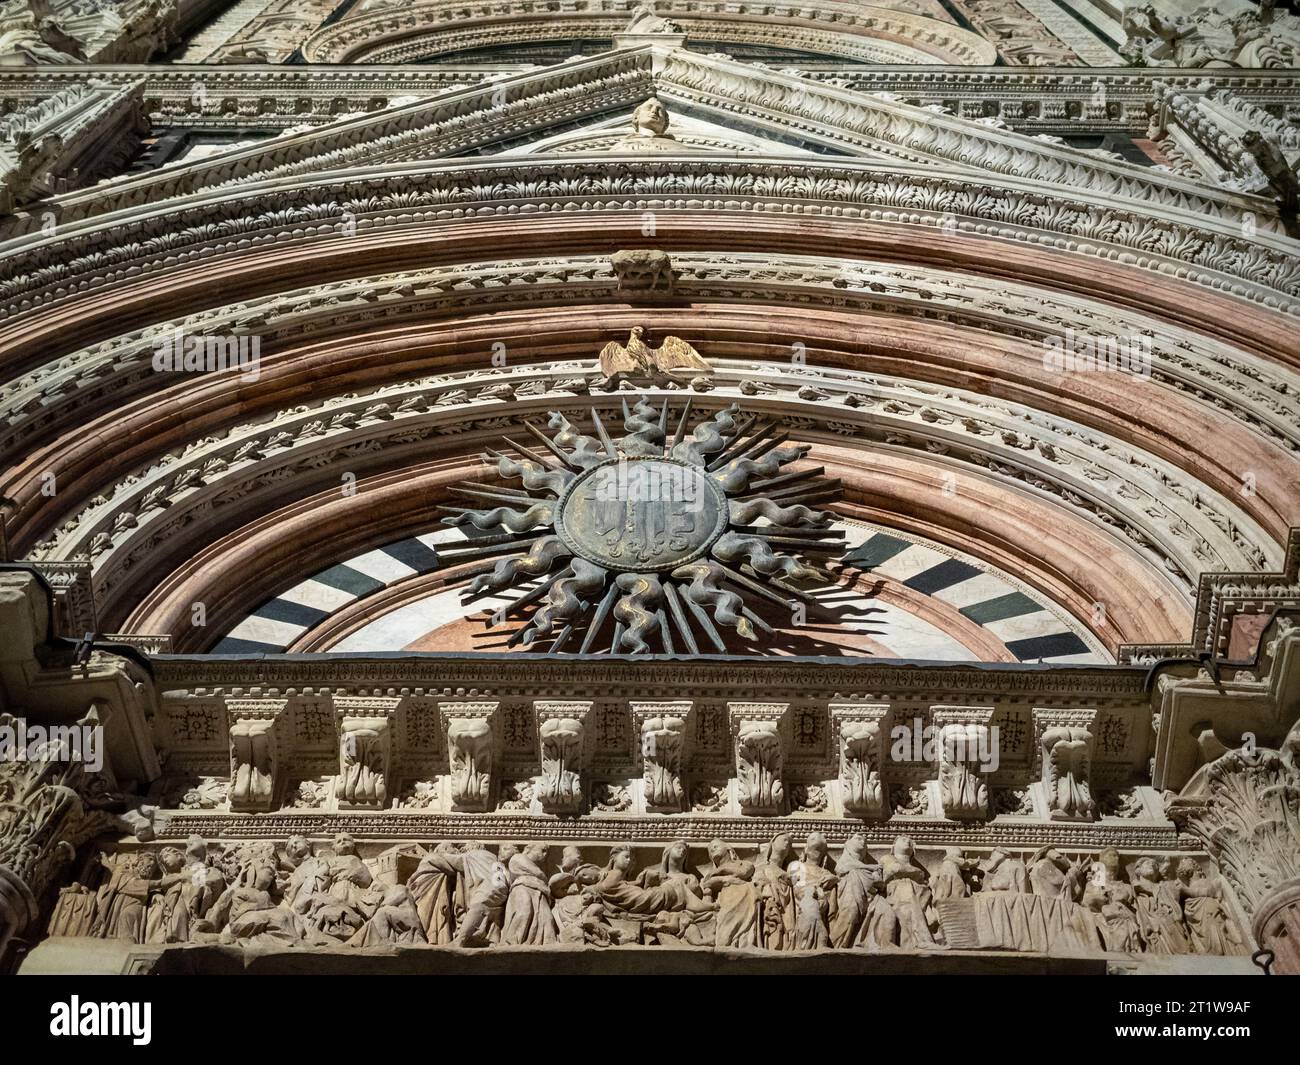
[933,707,994,820]
[224,698,286,812]
[439,701,500,812]
[730,702,790,816]
[1033,708,1098,822]
[334,696,401,810]
[632,701,693,812]
[535,700,592,814]
[830,703,890,818]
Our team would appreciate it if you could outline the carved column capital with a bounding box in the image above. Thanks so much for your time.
[830,702,891,819]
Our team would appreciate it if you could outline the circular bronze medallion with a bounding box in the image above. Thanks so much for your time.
[556,457,727,573]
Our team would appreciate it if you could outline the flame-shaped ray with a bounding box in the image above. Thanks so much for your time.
[547,413,607,469]
[728,497,829,527]
[670,560,755,639]
[710,445,809,493]
[671,403,740,466]
[445,501,554,532]
[621,397,665,457]
[527,558,608,641]
[612,572,663,653]
[490,452,573,493]
[470,535,571,595]
[712,531,819,581]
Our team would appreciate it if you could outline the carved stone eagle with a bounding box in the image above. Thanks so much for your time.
[597,327,711,381]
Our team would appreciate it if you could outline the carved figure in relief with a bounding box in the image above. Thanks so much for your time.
[700,837,759,949]
[90,851,160,942]
[347,884,425,947]
[754,833,797,951]
[502,843,558,946]
[143,846,190,944]
[426,841,511,947]
[1082,848,1141,953]
[550,846,609,943]
[595,842,715,938]
[787,832,838,950]
[1175,859,1247,956]
[932,847,975,901]
[407,843,457,945]
[199,858,303,945]
[829,833,896,949]
[881,835,941,948]
[1132,857,1191,955]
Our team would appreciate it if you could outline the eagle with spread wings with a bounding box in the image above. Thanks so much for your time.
[597,327,712,382]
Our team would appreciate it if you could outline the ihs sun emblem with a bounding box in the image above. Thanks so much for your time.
[435,396,845,654]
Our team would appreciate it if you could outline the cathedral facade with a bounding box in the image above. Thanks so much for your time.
[1,0,1299,976]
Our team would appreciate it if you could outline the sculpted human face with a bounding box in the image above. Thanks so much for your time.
[562,846,581,871]
[668,841,688,868]
[708,839,726,864]
[526,843,548,865]
[333,833,356,857]
[614,848,633,873]
[772,834,792,865]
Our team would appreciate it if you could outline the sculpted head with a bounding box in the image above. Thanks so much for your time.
[185,835,208,864]
[562,845,583,872]
[707,838,729,865]
[332,832,357,857]
[525,842,548,866]
[770,833,793,866]
[665,839,689,871]
[632,96,669,137]
[285,835,312,863]
[844,833,867,860]
[608,843,634,873]
[132,851,160,878]
[1177,858,1199,883]
[805,832,829,866]
[1099,846,1121,877]
[892,835,915,860]
[498,843,519,866]
[1134,857,1159,881]
[159,846,184,873]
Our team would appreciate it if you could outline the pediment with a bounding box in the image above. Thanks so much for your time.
[33,43,1272,230]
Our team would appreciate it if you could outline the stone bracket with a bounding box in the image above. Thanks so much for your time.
[830,702,891,819]
[439,700,500,812]
[224,697,287,813]
[334,696,402,811]
[1033,707,1099,823]
[729,701,790,816]
[534,700,592,815]
[932,705,995,821]
[632,700,694,813]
